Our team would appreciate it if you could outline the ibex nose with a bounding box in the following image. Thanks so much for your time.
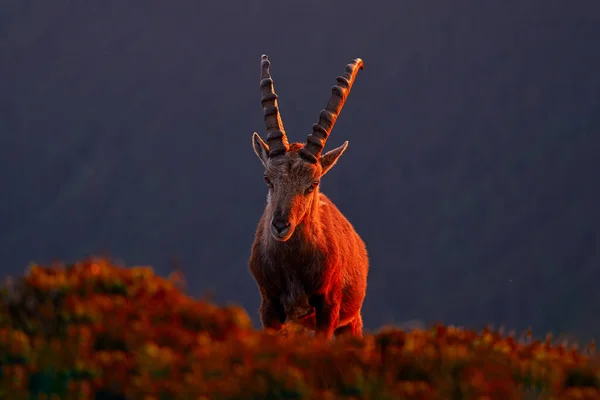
[272,218,291,234]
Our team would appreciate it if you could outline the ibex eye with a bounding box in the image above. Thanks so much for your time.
[306,180,320,194]
[264,175,272,185]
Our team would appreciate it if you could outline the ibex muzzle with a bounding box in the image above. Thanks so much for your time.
[271,213,291,240]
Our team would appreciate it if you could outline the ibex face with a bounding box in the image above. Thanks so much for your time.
[252,140,348,241]
[252,55,363,242]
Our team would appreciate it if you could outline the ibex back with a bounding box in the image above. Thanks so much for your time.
[249,55,369,340]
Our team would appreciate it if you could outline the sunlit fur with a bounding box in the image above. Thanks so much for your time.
[249,141,369,340]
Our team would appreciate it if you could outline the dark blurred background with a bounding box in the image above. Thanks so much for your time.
[1,0,599,340]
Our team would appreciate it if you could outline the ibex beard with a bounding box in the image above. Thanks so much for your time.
[248,54,369,340]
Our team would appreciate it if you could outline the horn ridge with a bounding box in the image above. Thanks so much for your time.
[260,54,289,156]
[300,58,364,162]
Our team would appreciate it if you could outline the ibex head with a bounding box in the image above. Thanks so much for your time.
[252,55,364,242]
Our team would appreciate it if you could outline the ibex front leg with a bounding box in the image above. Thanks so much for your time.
[312,291,341,340]
[259,297,286,332]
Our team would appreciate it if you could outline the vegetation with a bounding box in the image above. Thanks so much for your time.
[0,258,598,399]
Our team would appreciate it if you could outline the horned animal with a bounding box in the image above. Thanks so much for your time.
[248,55,369,340]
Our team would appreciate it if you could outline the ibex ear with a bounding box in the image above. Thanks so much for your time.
[320,141,349,176]
[252,132,269,166]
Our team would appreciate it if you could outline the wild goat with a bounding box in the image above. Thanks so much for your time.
[249,55,369,339]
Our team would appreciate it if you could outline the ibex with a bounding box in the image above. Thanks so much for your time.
[249,55,369,340]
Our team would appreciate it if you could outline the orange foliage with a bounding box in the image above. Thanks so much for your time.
[0,258,598,399]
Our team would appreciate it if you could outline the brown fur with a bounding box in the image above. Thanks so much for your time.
[249,142,369,339]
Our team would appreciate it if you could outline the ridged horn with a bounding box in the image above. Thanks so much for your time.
[260,54,289,157]
[299,58,364,163]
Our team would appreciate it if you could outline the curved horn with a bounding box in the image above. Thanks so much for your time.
[300,58,364,163]
[260,54,289,157]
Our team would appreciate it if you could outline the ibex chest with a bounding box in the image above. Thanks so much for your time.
[279,254,322,287]
[270,251,323,321]
[261,244,325,294]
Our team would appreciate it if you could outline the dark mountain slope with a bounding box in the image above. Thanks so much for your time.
[1,0,599,339]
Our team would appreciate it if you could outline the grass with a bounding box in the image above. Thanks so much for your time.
[0,258,599,399]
